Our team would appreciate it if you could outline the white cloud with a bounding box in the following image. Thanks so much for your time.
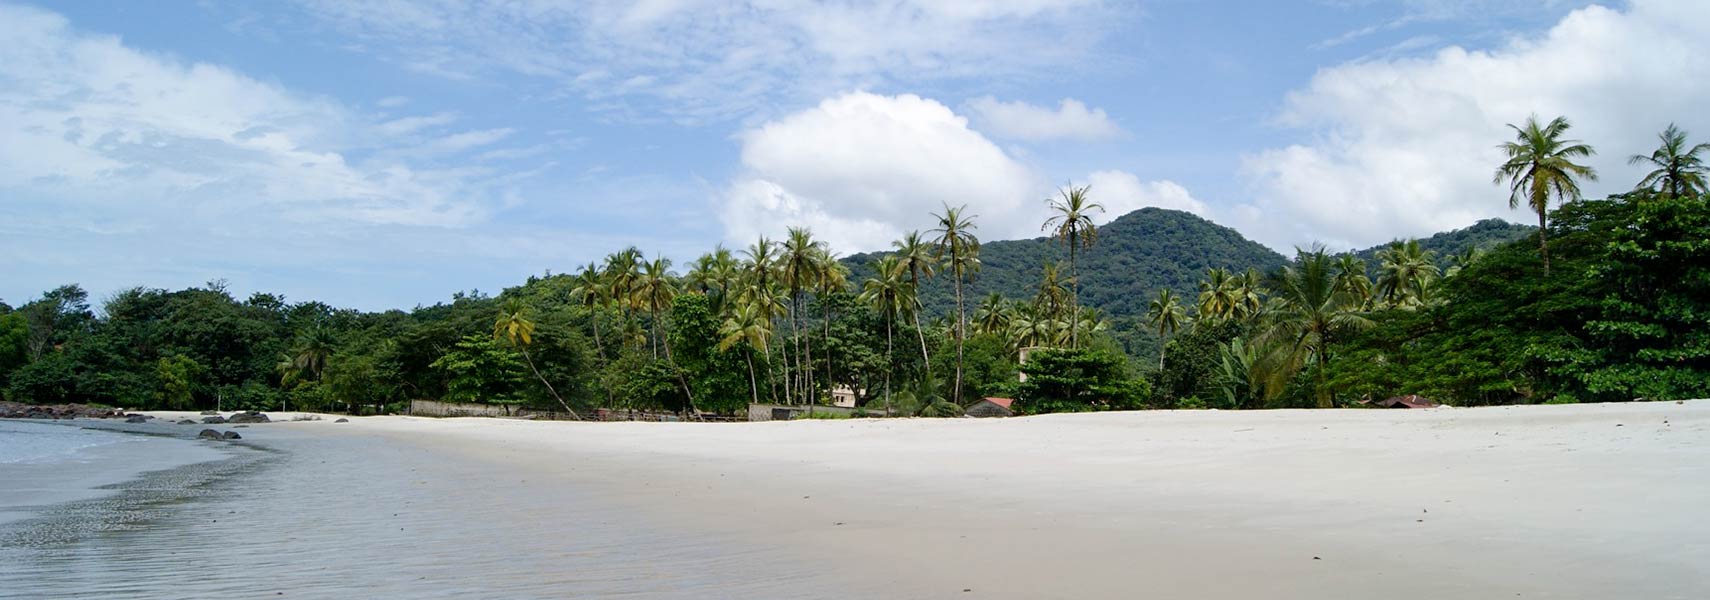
[291,0,1120,123]
[1239,0,1710,250]
[1081,171,1210,221]
[967,97,1122,141]
[720,92,1041,254]
[375,111,458,136]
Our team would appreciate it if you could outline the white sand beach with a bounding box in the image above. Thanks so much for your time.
[148,400,1709,599]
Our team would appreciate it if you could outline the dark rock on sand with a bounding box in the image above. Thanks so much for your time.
[202,416,227,424]
[335,418,349,423]
[1,401,127,420]
[200,410,219,415]
[222,431,242,440]
[178,419,197,425]
[125,414,151,423]
[226,411,270,424]
[198,429,224,440]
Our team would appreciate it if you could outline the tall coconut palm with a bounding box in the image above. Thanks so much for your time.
[1145,289,1186,370]
[892,230,938,381]
[1234,268,1266,321]
[570,261,616,408]
[815,247,848,408]
[1257,249,1373,408]
[1629,123,1709,198]
[973,292,1011,337]
[493,299,578,417]
[1332,255,1372,308]
[636,256,699,415]
[1031,262,1071,330]
[931,203,980,404]
[604,247,643,346]
[859,256,908,413]
[718,301,773,406]
[289,326,336,383]
[1042,185,1104,347]
[781,227,824,405]
[1494,114,1597,275]
[1375,239,1440,309]
[1196,267,1239,323]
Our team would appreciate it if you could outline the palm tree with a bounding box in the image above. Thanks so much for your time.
[973,292,1011,337]
[1375,239,1440,309]
[289,326,336,383]
[718,301,773,406]
[1257,249,1373,408]
[570,262,616,408]
[782,227,824,405]
[1145,289,1186,370]
[604,248,643,346]
[1332,255,1372,308]
[1234,268,1266,321]
[1031,262,1071,329]
[635,256,699,415]
[892,230,938,381]
[1494,114,1597,275]
[931,203,980,404]
[815,248,848,409]
[1445,246,1485,279]
[1629,123,1709,198]
[493,299,578,417]
[1042,185,1103,347]
[859,256,908,413]
[1196,267,1239,323]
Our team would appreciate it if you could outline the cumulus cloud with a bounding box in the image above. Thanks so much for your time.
[967,97,1123,141]
[720,92,1040,253]
[1239,0,1710,250]
[1081,171,1210,221]
[290,0,1120,123]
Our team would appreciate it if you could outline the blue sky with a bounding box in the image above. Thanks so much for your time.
[3,0,1705,311]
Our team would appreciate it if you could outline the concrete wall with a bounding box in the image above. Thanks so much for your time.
[746,404,872,421]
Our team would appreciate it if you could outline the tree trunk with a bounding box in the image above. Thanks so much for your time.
[1537,209,1551,276]
[656,310,700,420]
[824,297,834,409]
[745,350,759,406]
[1069,239,1079,348]
[884,312,894,415]
[909,270,932,382]
[521,348,579,419]
[590,310,615,409]
[953,267,966,405]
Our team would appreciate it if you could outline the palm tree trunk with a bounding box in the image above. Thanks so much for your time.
[823,297,834,408]
[1537,209,1551,276]
[1069,240,1079,348]
[884,312,894,415]
[745,350,759,405]
[520,348,579,419]
[953,268,965,405]
[590,311,615,409]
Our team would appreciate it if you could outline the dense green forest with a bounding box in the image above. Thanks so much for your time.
[2,117,1705,416]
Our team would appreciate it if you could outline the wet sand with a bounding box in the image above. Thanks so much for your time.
[7,401,1706,598]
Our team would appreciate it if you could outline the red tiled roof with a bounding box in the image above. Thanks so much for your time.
[982,397,1015,409]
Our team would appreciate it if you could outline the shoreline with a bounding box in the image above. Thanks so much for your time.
[2,401,1705,598]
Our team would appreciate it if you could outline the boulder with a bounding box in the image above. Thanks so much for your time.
[201,416,227,424]
[197,429,224,440]
[200,410,219,415]
[125,415,149,423]
[334,418,350,423]
[226,411,270,424]
[177,419,197,425]
[221,431,242,440]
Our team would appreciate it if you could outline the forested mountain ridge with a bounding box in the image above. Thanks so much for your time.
[844,208,1288,319]
[1348,218,1535,267]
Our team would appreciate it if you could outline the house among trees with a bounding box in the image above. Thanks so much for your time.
[965,397,1016,418]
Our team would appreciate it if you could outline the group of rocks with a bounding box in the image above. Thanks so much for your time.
[197,410,270,425]
[0,401,127,420]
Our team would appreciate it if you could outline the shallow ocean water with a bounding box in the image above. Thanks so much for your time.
[0,422,868,599]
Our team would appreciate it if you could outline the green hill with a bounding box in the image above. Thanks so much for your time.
[1348,218,1534,267]
[843,208,1288,320]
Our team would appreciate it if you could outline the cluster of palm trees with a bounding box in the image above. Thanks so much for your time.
[545,203,989,415]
